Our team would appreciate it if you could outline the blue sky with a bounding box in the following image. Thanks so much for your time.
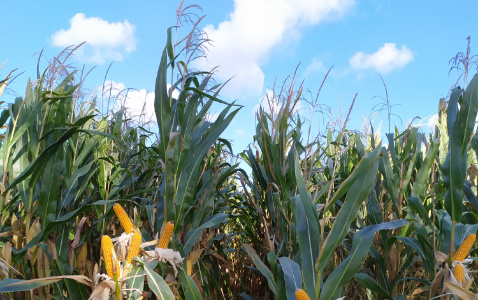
[1,0,478,157]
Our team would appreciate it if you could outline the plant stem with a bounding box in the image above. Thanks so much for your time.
[450,221,456,265]
[316,272,321,300]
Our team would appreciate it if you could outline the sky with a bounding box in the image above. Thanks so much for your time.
[1,0,478,159]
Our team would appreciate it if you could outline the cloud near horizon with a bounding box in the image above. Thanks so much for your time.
[195,0,355,100]
[51,13,136,64]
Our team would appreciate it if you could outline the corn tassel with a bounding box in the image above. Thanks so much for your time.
[101,235,117,279]
[454,264,465,287]
[113,203,134,234]
[157,221,174,249]
[127,232,142,263]
[295,289,310,300]
[454,233,476,261]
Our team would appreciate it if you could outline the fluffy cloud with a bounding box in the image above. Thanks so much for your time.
[101,81,179,125]
[51,13,136,64]
[349,43,413,74]
[195,0,355,100]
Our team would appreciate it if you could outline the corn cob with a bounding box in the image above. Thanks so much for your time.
[295,289,310,300]
[113,203,134,234]
[454,263,465,287]
[454,233,476,261]
[101,235,118,278]
[157,221,174,249]
[126,232,142,264]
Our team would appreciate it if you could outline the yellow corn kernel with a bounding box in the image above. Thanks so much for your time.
[101,235,117,278]
[113,203,134,234]
[157,221,174,249]
[454,233,476,261]
[295,289,310,300]
[126,232,142,264]
[454,263,465,287]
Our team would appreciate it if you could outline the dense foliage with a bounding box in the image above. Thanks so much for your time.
[1,10,478,300]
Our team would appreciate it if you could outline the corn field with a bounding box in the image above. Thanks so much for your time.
[1,10,478,300]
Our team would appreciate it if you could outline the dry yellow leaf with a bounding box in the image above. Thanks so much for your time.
[76,243,88,275]
[26,219,41,264]
[187,248,204,276]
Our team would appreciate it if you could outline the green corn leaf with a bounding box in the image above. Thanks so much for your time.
[443,88,465,222]
[379,147,400,217]
[154,47,172,159]
[59,161,97,211]
[13,200,112,261]
[464,181,478,213]
[141,257,175,300]
[317,146,381,274]
[295,194,319,298]
[354,273,393,299]
[37,142,63,226]
[319,220,407,300]
[243,244,277,295]
[179,268,203,300]
[399,128,418,163]
[173,105,239,234]
[4,126,81,196]
[183,213,228,255]
[278,257,302,300]
[411,138,440,199]
[395,236,433,275]
[458,74,478,155]
[407,196,433,228]
[0,276,90,293]
[325,146,381,212]
[440,210,478,254]
[366,188,383,225]
[126,267,145,300]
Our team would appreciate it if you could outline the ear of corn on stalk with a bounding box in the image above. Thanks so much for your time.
[157,221,174,249]
[453,263,465,287]
[113,203,134,234]
[126,232,142,263]
[101,235,118,278]
[454,233,476,261]
[295,289,310,300]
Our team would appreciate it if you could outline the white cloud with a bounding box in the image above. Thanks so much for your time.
[100,81,179,124]
[304,58,325,78]
[349,43,413,74]
[51,13,136,64]
[195,0,355,100]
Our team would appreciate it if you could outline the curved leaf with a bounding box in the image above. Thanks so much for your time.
[458,73,478,155]
[278,257,302,300]
[178,268,203,300]
[183,213,228,255]
[0,275,90,292]
[317,147,381,274]
[320,220,407,300]
[141,257,175,300]
[354,273,393,299]
[243,244,277,295]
